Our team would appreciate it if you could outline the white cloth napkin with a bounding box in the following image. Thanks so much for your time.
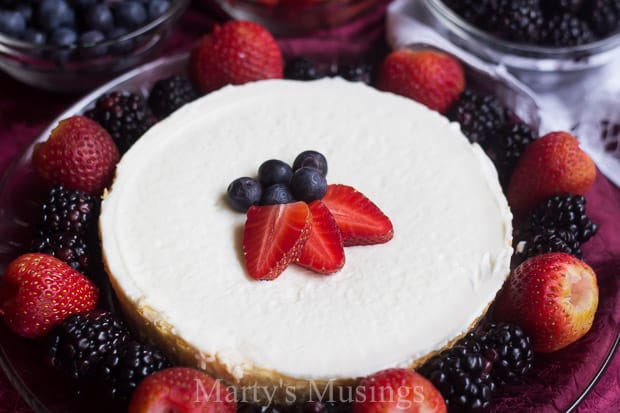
[385,0,620,187]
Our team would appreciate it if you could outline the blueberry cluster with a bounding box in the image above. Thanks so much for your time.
[227,151,329,212]
[448,90,538,188]
[284,57,374,84]
[31,185,99,274]
[0,0,172,56]
[519,194,598,259]
[47,310,171,401]
[444,0,620,46]
[419,323,534,413]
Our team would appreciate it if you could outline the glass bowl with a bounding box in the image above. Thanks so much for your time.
[0,0,190,93]
[211,0,382,36]
[424,0,620,90]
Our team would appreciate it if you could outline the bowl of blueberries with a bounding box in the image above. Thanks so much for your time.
[424,0,620,88]
[0,0,190,92]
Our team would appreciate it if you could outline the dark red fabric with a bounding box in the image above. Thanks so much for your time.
[0,1,618,413]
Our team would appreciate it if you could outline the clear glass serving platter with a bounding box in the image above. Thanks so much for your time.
[0,53,618,413]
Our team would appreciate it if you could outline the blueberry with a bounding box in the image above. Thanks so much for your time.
[84,4,114,32]
[0,11,25,38]
[15,4,33,23]
[292,150,328,176]
[115,1,147,29]
[50,26,77,47]
[258,159,293,186]
[37,0,75,31]
[22,29,46,45]
[227,177,262,212]
[79,30,107,57]
[290,167,327,202]
[70,0,97,9]
[148,0,170,19]
[261,184,295,206]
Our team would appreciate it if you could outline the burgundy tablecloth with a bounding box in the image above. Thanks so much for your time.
[0,2,618,413]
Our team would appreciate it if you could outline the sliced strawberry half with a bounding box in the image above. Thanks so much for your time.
[321,184,394,246]
[297,201,345,275]
[243,202,311,280]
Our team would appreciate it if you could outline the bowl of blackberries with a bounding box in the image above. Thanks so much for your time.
[425,0,620,84]
[0,0,190,92]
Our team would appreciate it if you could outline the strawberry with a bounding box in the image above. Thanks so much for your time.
[0,253,99,338]
[297,201,345,274]
[33,115,120,195]
[321,185,393,246]
[507,131,596,213]
[243,202,311,280]
[495,252,598,353]
[353,368,446,413]
[128,367,236,413]
[190,21,283,93]
[377,49,465,114]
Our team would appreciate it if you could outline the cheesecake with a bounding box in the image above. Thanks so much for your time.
[99,78,513,403]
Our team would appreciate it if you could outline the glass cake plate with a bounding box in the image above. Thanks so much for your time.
[0,53,618,412]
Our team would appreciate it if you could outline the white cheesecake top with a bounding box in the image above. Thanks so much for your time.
[100,78,513,381]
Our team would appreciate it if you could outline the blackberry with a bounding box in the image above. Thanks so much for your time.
[40,186,98,236]
[101,340,171,400]
[542,14,595,46]
[479,323,534,386]
[525,228,583,258]
[448,90,508,145]
[148,75,199,119]
[337,63,373,84]
[32,231,90,273]
[443,0,495,26]
[542,0,584,15]
[85,91,156,153]
[487,122,537,188]
[584,0,620,37]
[530,195,598,243]
[47,311,130,380]
[419,334,497,412]
[491,0,545,43]
[284,57,320,81]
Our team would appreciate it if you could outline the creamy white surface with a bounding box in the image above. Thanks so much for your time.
[100,78,513,380]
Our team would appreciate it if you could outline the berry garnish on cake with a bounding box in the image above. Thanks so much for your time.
[228,151,393,280]
[243,202,312,281]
